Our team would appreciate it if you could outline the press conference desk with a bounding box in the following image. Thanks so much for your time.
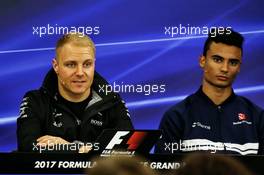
[0,153,263,174]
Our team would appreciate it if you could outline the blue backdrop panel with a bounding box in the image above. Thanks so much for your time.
[0,0,263,152]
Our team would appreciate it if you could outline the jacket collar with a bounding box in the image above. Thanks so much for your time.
[195,86,236,106]
[40,68,116,101]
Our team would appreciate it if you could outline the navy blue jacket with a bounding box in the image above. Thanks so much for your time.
[155,87,264,155]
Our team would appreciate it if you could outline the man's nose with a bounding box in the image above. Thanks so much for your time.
[76,65,84,76]
[220,61,229,73]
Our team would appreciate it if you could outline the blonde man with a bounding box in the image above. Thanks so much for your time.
[17,33,133,153]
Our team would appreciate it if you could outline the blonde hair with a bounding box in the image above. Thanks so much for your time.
[55,32,95,60]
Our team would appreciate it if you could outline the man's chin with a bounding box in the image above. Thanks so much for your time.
[70,88,88,95]
[213,82,231,89]
[205,78,233,89]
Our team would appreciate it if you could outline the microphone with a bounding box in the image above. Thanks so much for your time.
[59,78,66,85]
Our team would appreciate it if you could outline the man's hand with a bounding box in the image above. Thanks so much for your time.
[78,145,92,153]
[37,135,70,146]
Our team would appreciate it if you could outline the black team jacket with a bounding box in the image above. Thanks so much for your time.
[17,69,134,152]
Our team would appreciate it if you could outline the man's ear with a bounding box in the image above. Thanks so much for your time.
[199,55,206,69]
[237,65,241,73]
[52,58,59,74]
[237,60,242,73]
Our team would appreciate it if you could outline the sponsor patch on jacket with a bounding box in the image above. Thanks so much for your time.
[52,109,63,127]
[19,97,29,118]
[192,122,211,130]
[238,113,247,121]
[233,120,252,125]
[233,113,252,125]
[90,119,103,126]
[121,100,131,118]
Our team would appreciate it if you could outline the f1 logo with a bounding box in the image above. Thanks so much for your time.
[105,131,147,150]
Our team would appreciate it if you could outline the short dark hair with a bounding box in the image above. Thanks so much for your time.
[203,28,244,56]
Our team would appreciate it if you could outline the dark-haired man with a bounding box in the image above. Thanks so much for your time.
[155,28,264,155]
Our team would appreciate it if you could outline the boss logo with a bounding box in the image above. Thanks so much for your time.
[90,119,103,126]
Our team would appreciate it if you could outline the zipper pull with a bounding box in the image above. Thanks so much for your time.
[217,106,222,112]
[77,119,81,125]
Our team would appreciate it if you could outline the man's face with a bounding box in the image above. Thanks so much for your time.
[53,43,95,100]
[200,42,242,88]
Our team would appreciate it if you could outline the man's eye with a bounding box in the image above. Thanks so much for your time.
[212,57,223,63]
[229,60,240,66]
[84,62,92,68]
[65,63,75,68]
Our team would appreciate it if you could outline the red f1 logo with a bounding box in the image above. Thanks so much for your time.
[127,132,147,150]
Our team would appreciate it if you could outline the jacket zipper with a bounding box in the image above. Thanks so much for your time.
[217,105,226,152]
